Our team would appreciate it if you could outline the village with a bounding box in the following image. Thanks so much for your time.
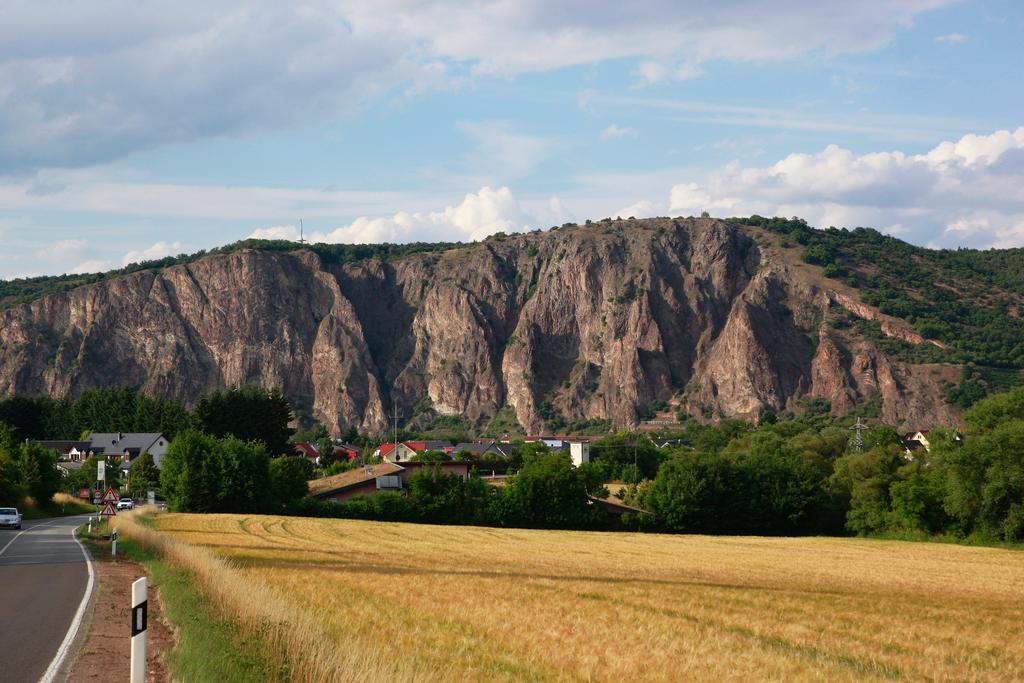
[30,425,948,521]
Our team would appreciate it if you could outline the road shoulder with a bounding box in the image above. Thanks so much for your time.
[71,530,174,681]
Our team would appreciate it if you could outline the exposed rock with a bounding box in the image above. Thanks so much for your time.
[0,218,963,433]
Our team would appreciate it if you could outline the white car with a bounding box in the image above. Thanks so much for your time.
[116,499,135,511]
[0,507,22,530]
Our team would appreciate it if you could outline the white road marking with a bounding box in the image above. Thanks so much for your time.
[0,518,65,557]
[39,523,96,683]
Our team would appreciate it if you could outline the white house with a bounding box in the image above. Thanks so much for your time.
[569,442,590,467]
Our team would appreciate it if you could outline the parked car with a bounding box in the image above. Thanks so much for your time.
[116,499,135,511]
[0,507,22,530]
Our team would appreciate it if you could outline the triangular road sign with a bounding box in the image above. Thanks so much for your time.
[101,487,120,503]
[99,502,117,516]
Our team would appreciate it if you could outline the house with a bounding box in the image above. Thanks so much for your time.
[308,463,406,502]
[376,440,454,463]
[37,441,92,461]
[293,442,321,464]
[904,430,931,452]
[333,443,361,461]
[88,432,170,469]
[376,442,419,462]
[569,442,590,467]
[37,432,169,469]
[587,495,647,517]
[56,461,85,477]
[307,460,472,502]
[902,429,963,457]
[396,460,472,481]
[452,442,506,458]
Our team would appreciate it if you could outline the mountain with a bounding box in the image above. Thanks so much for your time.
[2,216,1021,434]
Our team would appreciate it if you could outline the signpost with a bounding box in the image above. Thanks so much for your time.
[97,459,105,482]
[130,577,148,683]
[99,502,117,517]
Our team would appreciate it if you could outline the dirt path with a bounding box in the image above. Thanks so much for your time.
[69,544,174,682]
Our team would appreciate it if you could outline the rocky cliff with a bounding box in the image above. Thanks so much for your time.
[0,218,962,433]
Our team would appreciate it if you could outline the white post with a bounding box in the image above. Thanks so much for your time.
[130,577,148,683]
[111,528,117,558]
[88,517,92,534]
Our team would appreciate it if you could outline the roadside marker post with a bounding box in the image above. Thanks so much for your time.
[111,528,118,558]
[130,577,148,683]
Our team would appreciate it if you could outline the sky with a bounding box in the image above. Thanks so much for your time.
[1,0,1023,278]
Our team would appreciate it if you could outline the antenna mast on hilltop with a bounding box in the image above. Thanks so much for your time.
[298,219,307,245]
[850,417,869,454]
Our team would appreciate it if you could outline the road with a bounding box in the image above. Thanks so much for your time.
[0,514,94,683]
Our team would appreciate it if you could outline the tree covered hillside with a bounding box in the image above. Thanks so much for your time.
[738,216,1024,407]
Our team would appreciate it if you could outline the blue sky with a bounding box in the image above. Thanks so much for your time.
[1,0,1023,278]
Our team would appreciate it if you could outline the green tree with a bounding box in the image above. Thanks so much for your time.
[410,449,450,462]
[0,453,23,506]
[127,452,161,499]
[406,466,493,524]
[67,454,123,493]
[497,452,603,529]
[160,430,220,512]
[645,452,742,533]
[830,444,905,534]
[14,441,61,504]
[269,456,315,507]
[193,386,295,455]
[162,430,272,513]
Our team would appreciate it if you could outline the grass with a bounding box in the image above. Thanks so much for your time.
[117,512,1024,682]
[78,516,280,682]
[19,492,96,520]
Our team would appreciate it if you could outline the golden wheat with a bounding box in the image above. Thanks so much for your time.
[120,513,1024,682]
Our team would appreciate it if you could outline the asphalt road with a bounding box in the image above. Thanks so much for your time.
[0,515,93,683]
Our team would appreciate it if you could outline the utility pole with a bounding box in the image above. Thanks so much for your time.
[850,417,869,454]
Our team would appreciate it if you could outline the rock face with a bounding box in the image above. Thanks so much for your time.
[0,218,960,433]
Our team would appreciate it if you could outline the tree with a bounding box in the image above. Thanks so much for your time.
[497,452,604,529]
[161,430,273,513]
[830,444,905,534]
[14,441,61,504]
[161,430,220,512]
[127,452,161,499]
[645,452,743,533]
[269,456,315,507]
[66,454,122,494]
[406,466,493,524]
[193,386,295,455]
[410,450,449,462]
[0,453,24,506]
[589,433,663,480]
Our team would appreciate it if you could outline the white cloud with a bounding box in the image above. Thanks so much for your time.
[600,125,638,140]
[634,60,703,85]
[456,120,556,179]
[70,259,112,274]
[0,175,406,221]
[122,240,184,265]
[248,225,300,241]
[313,186,531,244]
[38,238,86,259]
[661,127,1024,248]
[616,200,655,219]
[935,32,967,43]
[0,1,955,172]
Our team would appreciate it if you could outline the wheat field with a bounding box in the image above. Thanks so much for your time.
[123,513,1024,682]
